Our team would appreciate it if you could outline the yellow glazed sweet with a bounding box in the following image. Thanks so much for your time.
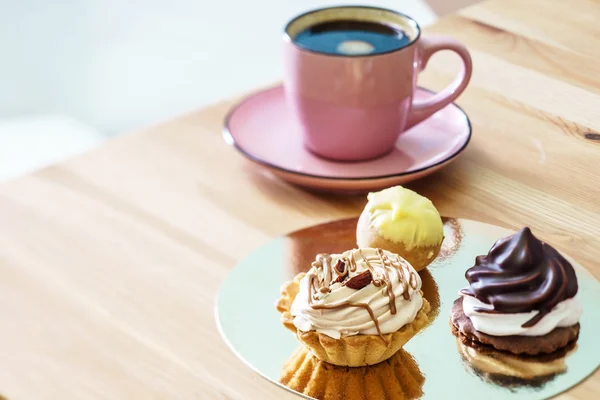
[365,186,443,249]
[356,186,444,271]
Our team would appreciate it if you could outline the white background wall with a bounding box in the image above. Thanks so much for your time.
[0,0,436,179]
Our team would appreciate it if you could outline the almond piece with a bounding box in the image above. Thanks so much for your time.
[344,270,373,290]
[334,259,346,274]
[330,259,348,284]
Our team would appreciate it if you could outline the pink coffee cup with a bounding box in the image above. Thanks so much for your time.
[283,6,472,161]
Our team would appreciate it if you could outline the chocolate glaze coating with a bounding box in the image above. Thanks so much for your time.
[460,227,578,327]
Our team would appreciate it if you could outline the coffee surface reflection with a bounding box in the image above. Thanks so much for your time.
[294,20,411,55]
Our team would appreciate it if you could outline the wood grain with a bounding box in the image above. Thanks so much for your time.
[1,0,599,398]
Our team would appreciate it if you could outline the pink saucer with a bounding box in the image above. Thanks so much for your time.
[224,85,471,193]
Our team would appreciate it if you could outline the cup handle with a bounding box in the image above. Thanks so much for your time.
[406,37,473,129]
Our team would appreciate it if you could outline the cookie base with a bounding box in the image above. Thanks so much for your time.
[450,297,580,355]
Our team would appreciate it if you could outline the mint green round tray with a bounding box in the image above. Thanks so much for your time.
[216,218,600,399]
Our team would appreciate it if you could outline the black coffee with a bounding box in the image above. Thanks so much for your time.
[294,20,411,56]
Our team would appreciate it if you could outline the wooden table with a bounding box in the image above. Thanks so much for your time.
[1,0,599,398]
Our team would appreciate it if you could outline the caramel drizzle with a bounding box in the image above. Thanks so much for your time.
[348,253,358,272]
[306,249,419,343]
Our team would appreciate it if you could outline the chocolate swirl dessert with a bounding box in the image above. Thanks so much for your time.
[461,227,578,327]
[451,227,582,355]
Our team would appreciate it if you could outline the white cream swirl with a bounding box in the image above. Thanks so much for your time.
[462,294,582,337]
[290,248,423,339]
